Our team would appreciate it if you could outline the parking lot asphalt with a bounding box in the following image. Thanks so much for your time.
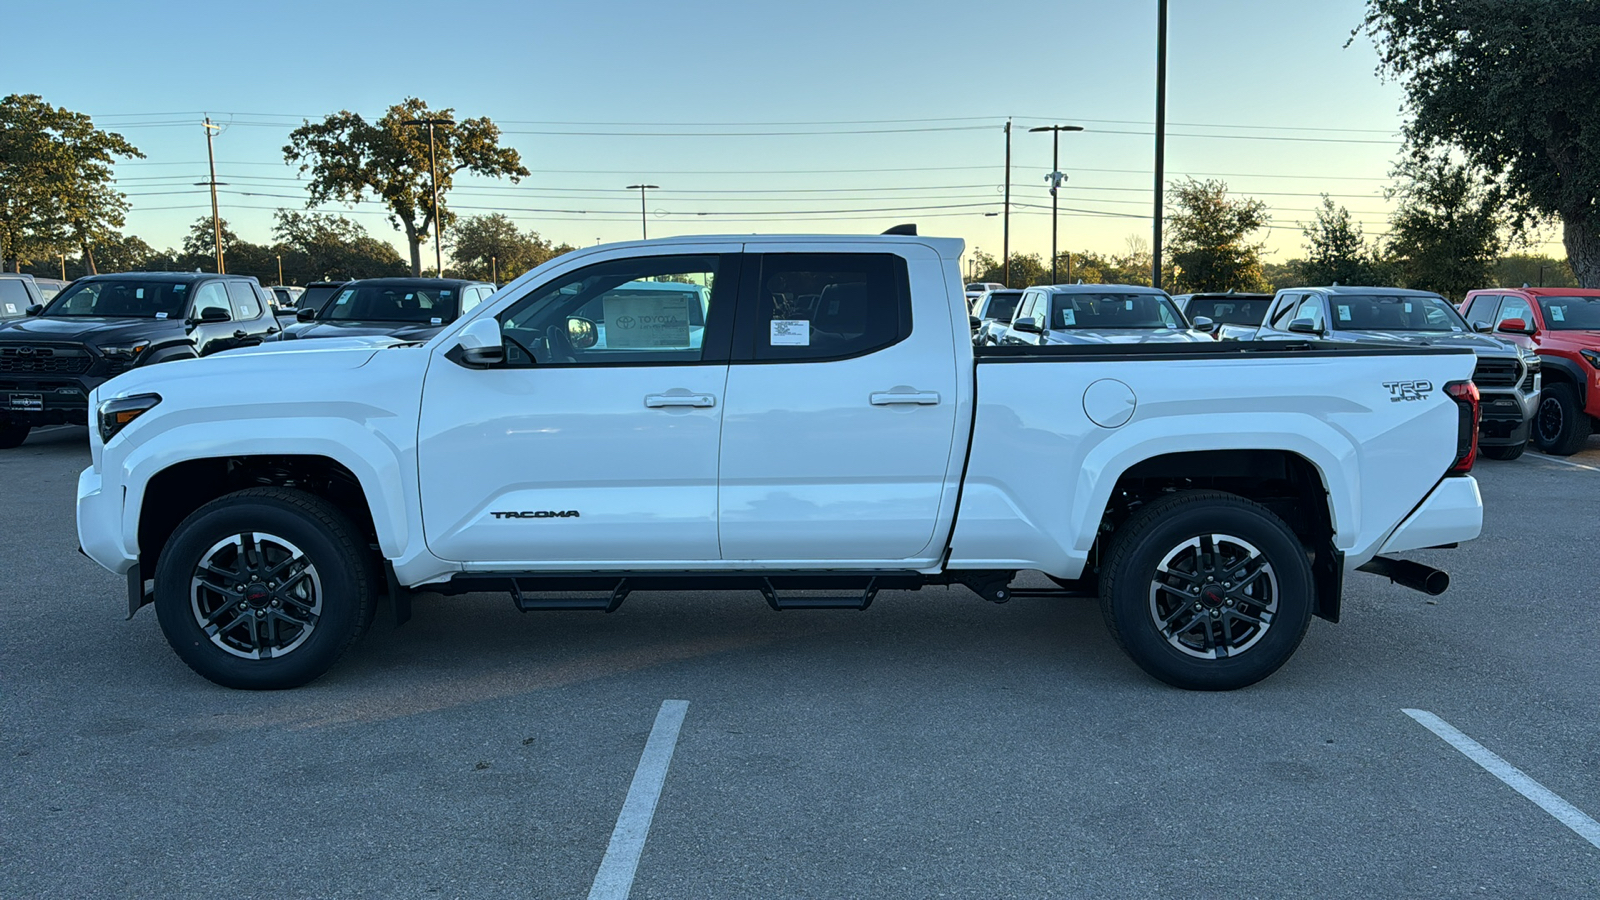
[3,426,1598,899]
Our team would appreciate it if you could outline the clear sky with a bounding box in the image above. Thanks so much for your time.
[2,0,1566,266]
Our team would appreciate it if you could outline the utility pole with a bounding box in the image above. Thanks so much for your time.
[1030,124,1084,284]
[201,117,225,273]
[402,117,455,276]
[626,184,659,240]
[1003,119,1012,287]
[59,253,66,280]
[491,255,498,284]
[1153,0,1169,289]
[276,253,283,285]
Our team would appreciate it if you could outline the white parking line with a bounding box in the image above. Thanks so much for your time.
[587,700,691,900]
[1403,709,1600,850]
[1527,452,1600,472]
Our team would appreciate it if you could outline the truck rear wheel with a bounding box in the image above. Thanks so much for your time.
[1098,490,1314,691]
[0,422,30,449]
[152,487,376,689]
[1533,383,1591,456]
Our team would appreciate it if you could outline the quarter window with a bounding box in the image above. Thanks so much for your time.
[498,255,727,366]
[225,281,261,319]
[1462,294,1502,328]
[743,253,911,362]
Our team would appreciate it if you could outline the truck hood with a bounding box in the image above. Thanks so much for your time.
[0,316,187,346]
[1332,329,1517,357]
[277,319,450,343]
[1043,328,1211,345]
[99,341,394,398]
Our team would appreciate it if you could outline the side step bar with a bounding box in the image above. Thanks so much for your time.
[1357,556,1450,596]
[509,577,630,613]
[759,577,878,611]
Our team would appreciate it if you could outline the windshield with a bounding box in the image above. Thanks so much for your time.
[1536,296,1600,330]
[1330,293,1465,332]
[42,279,190,318]
[982,292,1022,321]
[1050,293,1183,330]
[1184,296,1268,327]
[297,285,343,313]
[322,284,459,323]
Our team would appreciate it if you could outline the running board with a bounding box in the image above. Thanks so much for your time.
[759,577,878,611]
[509,577,630,613]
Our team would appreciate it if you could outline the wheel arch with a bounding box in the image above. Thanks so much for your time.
[1538,354,1588,405]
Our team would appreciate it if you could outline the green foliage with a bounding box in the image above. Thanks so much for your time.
[1164,178,1270,293]
[1492,253,1578,289]
[1386,157,1506,300]
[448,213,575,282]
[1296,196,1394,286]
[284,98,530,276]
[1359,0,1600,285]
[272,211,407,282]
[0,94,143,274]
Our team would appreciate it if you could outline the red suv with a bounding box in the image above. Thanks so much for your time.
[1461,287,1600,455]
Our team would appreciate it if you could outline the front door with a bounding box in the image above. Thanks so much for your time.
[418,247,739,566]
[717,246,962,563]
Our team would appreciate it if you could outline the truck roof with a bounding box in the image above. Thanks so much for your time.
[1293,285,1444,298]
[597,233,966,259]
[1030,283,1170,295]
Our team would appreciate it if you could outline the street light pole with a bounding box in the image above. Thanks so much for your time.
[202,117,224,273]
[402,117,455,276]
[1029,124,1084,284]
[1003,119,1012,287]
[626,184,659,240]
[1153,0,1169,289]
[276,253,283,285]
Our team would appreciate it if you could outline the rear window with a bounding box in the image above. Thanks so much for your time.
[1184,297,1268,327]
[749,253,911,361]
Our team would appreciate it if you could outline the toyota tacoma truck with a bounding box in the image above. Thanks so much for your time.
[75,231,1486,692]
[1461,287,1600,456]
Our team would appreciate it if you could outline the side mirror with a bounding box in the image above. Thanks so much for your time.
[1012,317,1041,334]
[566,316,599,350]
[25,304,43,316]
[296,307,317,322]
[450,316,505,367]
[1287,318,1321,335]
[1472,321,1492,333]
[196,306,231,323]
[1496,318,1532,335]
[1191,316,1216,333]
[969,315,981,332]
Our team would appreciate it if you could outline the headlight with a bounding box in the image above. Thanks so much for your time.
[98,340,150,360]
[97,393,161,443]
[1581,349,1600,370]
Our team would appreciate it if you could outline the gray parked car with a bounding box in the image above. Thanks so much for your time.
[971,288,1023,345]
[1172,292,1273,341]
[1000,284,1215,346]
[1254,286,1539,459]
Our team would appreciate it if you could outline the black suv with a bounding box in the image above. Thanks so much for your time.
[274,277,495,343]
[0,272,279,448]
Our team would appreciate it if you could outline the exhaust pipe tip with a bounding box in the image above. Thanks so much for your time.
[1357,556,1450,596]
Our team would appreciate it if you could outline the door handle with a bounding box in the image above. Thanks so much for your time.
[870,391,941,406]
[645,393,716,408]
[233,330,249,339]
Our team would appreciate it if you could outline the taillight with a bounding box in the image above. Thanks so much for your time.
[1444,380,1479,473]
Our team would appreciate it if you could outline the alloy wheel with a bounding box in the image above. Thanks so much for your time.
[1147,533,1278,659]
[190,532,323,660]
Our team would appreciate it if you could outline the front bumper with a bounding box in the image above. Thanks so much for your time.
[0,380,95,425]
[1379,475,1484,555]
[1477,387,1537,447]
[77,465,136,576]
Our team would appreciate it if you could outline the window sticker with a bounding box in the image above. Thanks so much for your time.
[770,319,811,346]
[603,294,692,348]
[335,289,354,305]
[440,290,451,297]
[174,284,187,291]
[155,312,168,319]
[1551,306,1566,322]
[3,303,15,314]
[430,317,442,325]
[1404,302,1413,313]
[136,288,145,299]
[1125,300,1134,310]
[1337,305,1351,321]
[1061,308,1076,326]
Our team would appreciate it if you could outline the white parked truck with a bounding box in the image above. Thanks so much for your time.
[76,231,1486,691]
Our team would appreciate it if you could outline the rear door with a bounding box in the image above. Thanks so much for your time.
[418,246,739,565]
[716,244,961,563]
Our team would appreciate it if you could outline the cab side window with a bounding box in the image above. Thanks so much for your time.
[225,281,262,319]
[744,253,911,362]
[498,255,728,367]
[1463,294,1502,329]
[1299,295,1327,331]
[1268,294,1302,330]
[192,282,232,320]
[1496,295,1532,327]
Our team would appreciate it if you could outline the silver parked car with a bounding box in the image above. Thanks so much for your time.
[999,284,1215,346]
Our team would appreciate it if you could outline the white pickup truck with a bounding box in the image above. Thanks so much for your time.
[76,231,1486,691]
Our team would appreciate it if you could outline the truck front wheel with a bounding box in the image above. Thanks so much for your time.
[152,487,376,689]
[0,422,30,449]
[1098,491,1314,691]
[1533,383,1591,456]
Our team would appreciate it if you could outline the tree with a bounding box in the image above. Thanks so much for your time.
[449,213,574,282]
[974,251,1050,287]
[1386,157,1506,300]
[1296,195,1392,286]
[284,98,530,276]
[0,94,142,274]
[1493,253,1578,289]
[1165,178,1270,292]
[1359,1,1600,286]
[272,211,407,282]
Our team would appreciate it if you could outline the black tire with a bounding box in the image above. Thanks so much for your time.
[1533,383,1592,456]
[1480,442,1526,461]
[1098,490,1315,691]
[153,487,376,689]
[0,422,29,449]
